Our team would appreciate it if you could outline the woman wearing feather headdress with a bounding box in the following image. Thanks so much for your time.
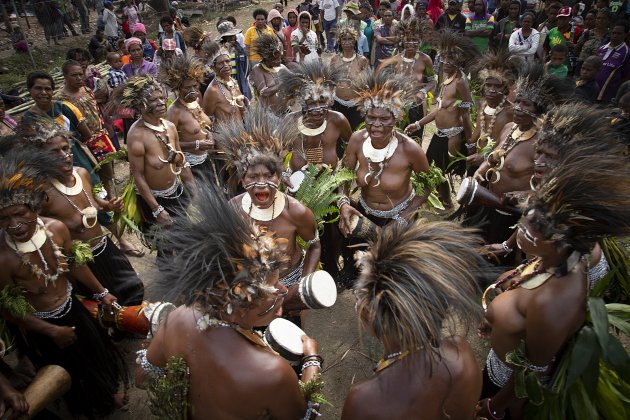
[250,33,288,114]
[379,17,435,141]
[279,60,353,173]
[160,55,219,184]
[471,63,572,250]
[342,221,485,419]
[215,107,320,321]
[330,20,369,131]
[136,183,323,419]
[108,74,195,270]
[405,30,478,209]
[465,50,516,172]
[477,154,630,419]
[339,69,430,235]
[21,125,145,306]
[0,144,128,417]
[202,42,247,123]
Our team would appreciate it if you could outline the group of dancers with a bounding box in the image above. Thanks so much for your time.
[0,16,629,420]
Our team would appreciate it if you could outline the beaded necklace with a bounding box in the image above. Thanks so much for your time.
[485,124,537,184]
[6,219,68,286]
[374,350,411,373]
[51,171,98,230]
[195,314,275,352]
[477,98,507,149]
[142,118,185,175]
[214,77,244,109]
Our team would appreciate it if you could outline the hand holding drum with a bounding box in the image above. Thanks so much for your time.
[283,271,338,312]
[264,318,319,364]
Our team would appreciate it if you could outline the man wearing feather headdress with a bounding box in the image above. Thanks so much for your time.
[21,125,145,306]
[378,17,435,141]
[159,55,219,184]
[215,107,320,322]
[108,75,195,270]
[202,43,247,123]
[466,50,516,172]
[0,144,128,417]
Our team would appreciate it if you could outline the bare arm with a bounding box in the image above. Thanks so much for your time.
[167,122,196,194]
[202,85,217,120]
[128,129,158,211]
[295,206,320,276]
[457,78,474,142]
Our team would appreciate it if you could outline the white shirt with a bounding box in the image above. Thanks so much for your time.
[103,8,118,37]
[318,0,339,21]
[291,29,319,63]
[509,28,540,62]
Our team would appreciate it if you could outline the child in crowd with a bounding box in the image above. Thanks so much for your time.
[107,52,128,89]
[546,44,569,78]
[574,55,602,103]
[117,39,132,64]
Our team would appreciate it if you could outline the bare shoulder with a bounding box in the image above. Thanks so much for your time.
[342,379,381,420]
[398,132,423,157]
[357,55,369,68]
[285,194,315,222]
[75,166,92,187]
[42,217,70,241]
[328,110,348,125]
[166,102,182,121]
[419,51,433,66]
[348,129,366,147]
[330,55,341,66]
[162,118,177,131]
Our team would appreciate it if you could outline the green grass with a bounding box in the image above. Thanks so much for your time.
[0,45,67,91]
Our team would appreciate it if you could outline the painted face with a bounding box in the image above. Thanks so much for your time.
[243,163,279,209]
[513,97,537,125]
[441,53,458,74]
[44,135,74,176]
[129,43,144,61]
[483,78,505,102]
[65,65,85,90]
[365,107,396,142]
[0,205,39,243]
[516,219,540,252]
[29,78,54,110]
[179,78,199,103]
[144,88,167,118]
[404,36,420,54]
[533,142,559,181]
[340,33,356,50]
[213,54,232,78]
[303,98,329,126]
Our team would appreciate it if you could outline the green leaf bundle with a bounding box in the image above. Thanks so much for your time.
[147,356,190,420]
[0,285,35,319]
[70,240,95,266]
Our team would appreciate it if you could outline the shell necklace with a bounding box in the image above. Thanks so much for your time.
[362,135,398,187]
[142,118,185,175]
[478,98,507,148]
[6,219,68,286]
[298,117,327,136]
[485,125,537,184]
[242,192,286,222]
[51,171,98,230]
[374,350,411,373]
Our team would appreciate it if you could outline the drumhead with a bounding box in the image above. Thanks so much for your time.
[349,214,360,231]
[301,271,337,309]
[145,302,177,338]
[265,318,305,358]
[456,177,472,203]
[288,170,306,193]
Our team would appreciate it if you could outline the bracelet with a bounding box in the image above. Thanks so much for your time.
[337,196,350,209]
[486,398,505,420]
[195,140,200,150]
[93,288,109,301]
[501,241,513,255]
[301,354,324,363]
[418,88,427,96]
[301,360,321,372]
[183,161,191,168]
[152,205,165,218]
[465,142,477,150]
[414,120,421,130]
[281,167,293,178]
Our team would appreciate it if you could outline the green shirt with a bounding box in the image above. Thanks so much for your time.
[465,15,495,53]
[547,64,568,78]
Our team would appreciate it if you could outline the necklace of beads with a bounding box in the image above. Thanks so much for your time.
[51,171,98,230]
[477,98,507,150]
[485,124,537,184]
[374,350,411,373]
[215,77,244,109]
[195,314,275,352]
[6,219,68,287]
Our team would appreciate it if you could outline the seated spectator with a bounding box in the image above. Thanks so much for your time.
[547,43,569,77]
[575,55,602,103]
[596,20,630,103]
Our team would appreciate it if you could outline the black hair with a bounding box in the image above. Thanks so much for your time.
[226,16,237,25]
[26,71,54,90]
[613,20,630,33]
[550,43,568,54]
[161,15,174,25]
[62,60,83,75]
[521,10,536,21]
[66,47,91,61]
[584,55,603,70]
[253,8,268,19]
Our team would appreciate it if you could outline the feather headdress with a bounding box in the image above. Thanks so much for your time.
[473,49,518,90]
[278,60,340,107]
[17,114,74,146]
[335,19,359,41]
[252,33,282,61]
[355,221,485,368]
[393,16,422,40]
[151,183,289,315]
[527,155,630,253]
[514,62,573,114]
[0,142,67,212]
[436,29,480,71]
[158,55,205,92]
[214,105,296,178]
[106,74,163,114]
[352,67,416,119]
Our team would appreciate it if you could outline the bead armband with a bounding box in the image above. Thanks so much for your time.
[136,349,167,378]
[465,142,476,150]
[502,241,513,255]
[301,360,321,372]
[152,205,165,218]
[93,288,109,301]
[337,196,350,209]
[195,140,200,150]
[305,231,320,248]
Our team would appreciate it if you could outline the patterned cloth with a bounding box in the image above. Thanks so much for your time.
[107,68,128,89]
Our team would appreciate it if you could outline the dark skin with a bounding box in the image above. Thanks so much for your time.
[330,34,369,101]
[137,272,321,419]
[375,12,397,48]
[230,164,320,287]
[0,373,28,418]
[340,107,430,235]
[40,136,124,246]
[467,78,515,167]
[166,78,215,157]
[128,89,195,226]
[202,54,246,123]
[288,100,353,171]
[478,215,587,419]
[466,0,492,38]
[474,97,538,196]
[251,49,285,112]
[0,212,117,348]
[342,336,481,420]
